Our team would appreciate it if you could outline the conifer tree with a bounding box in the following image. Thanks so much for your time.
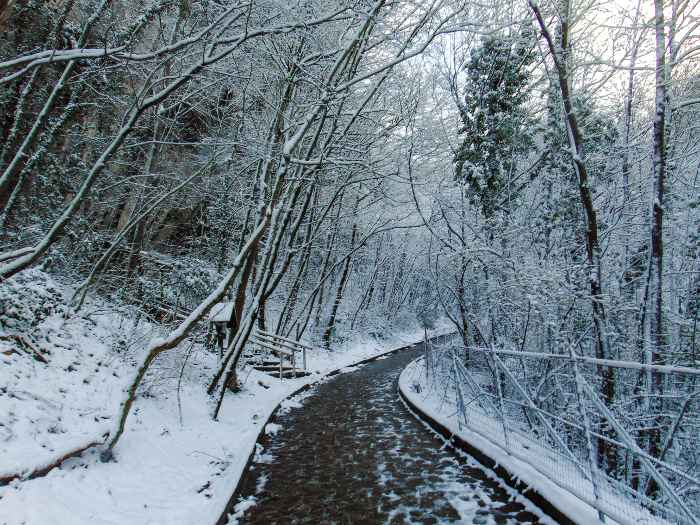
[454,30,535,217]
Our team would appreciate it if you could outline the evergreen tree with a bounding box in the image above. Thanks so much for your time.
[454,31,535,217]
[536,86,619,259]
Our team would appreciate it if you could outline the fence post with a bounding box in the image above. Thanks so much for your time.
[450,347,468,429]
[491,350,511,451]
[568,347,605,522]
[580,377,698,524]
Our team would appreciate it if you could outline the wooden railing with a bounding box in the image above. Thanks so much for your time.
[249,329,310,379]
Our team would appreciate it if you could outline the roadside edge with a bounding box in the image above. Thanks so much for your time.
[398,358,583,525]
[214,334,451,525]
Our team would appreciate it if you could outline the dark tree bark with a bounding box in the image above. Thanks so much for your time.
[323,204,358,348]
[645,0,669,497]
[529,0,616,472]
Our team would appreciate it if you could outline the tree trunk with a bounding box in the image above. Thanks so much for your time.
[529,0,615,472]
[646,0,669,497]
[323,212,358,348]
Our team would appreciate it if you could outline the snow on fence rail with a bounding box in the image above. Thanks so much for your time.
[248,330,309,378]
[417,337,700,524]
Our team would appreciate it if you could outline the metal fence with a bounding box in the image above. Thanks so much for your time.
[419,337,700,524]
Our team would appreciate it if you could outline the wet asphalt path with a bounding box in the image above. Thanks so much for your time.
[232,342,545,524]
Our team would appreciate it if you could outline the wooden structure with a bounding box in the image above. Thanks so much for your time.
[208,302,237,357]
[207,303,310,379]
[248,329,311,379]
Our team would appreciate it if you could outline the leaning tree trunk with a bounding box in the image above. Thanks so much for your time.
[232,72,298,332]
[323,214,358,348]
[646,0,669,497]
[529,0,616,473]
[276,200,315,335]
[102,210,271,460]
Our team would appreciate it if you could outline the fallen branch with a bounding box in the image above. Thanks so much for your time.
[0,437,104,486]
[0,334,49,363]
[0,246,33,263]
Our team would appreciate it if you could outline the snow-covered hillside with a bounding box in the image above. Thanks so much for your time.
[0,269,437,525]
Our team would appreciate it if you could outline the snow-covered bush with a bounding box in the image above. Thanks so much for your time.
[0,268,65,333]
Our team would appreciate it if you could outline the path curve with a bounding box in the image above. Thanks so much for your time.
[230,342,548,524]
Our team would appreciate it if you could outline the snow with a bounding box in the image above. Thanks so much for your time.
[398,358,669,525]
[209,302,234,323]
[1,270,140,480]
[399,359,605,525]
[0,269,450,525]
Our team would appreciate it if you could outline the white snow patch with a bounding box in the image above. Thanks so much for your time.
[398,359,666,525]
[1,270,452,525]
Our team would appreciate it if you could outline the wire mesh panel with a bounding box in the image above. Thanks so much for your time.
[418,336,700,525]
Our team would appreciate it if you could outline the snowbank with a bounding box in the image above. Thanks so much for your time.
[1,269,448,525]
[1,269,140,481]
[399,358,618,525]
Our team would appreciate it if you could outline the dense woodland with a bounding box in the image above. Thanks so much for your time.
[0,0,698,522]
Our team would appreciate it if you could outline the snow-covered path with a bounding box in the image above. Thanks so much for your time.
[230,343,551,524]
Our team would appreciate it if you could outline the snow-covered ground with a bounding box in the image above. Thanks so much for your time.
[0,269,447,525]
[399,358,670,525]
